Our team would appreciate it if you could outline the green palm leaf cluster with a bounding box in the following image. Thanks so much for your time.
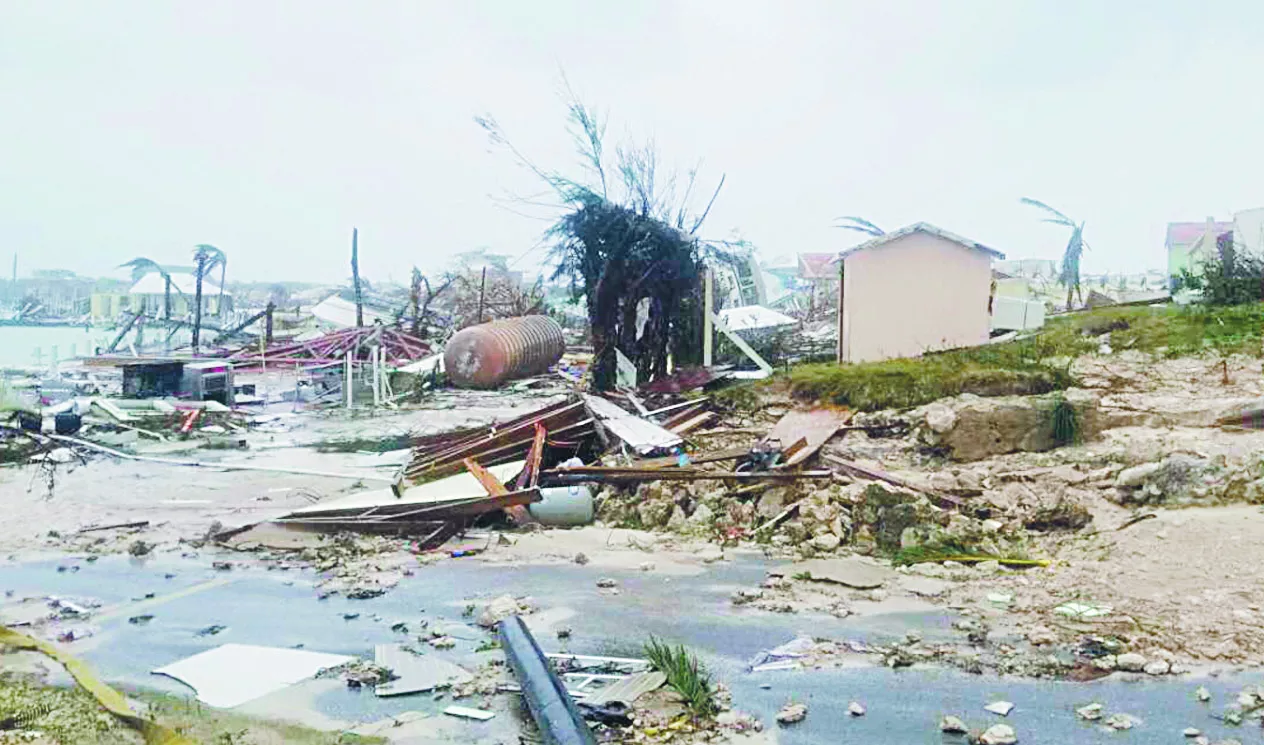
[1021,197,1087,310]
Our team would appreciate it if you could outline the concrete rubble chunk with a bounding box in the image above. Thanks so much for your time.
[848,701,866,716]
[940,715,968,733]
[776,702,808,724]
[1195,686,1212,702]
[1144,659,1171,675]
[810,533,842,552]
[979,723,1018,744]
[917,389,1101,461]
[1115,652,1147,672]
[477,595,530,628]
[1076,703,1103,721]
[985,700,1014,717]
[771,557,896,589]
[1183,728,1201,738]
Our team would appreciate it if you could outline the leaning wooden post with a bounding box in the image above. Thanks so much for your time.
[345,350,354,408]
[703,265,713,368]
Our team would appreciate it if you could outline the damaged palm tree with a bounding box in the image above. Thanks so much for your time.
[1022,197,1088,311]
[477,88,747,390]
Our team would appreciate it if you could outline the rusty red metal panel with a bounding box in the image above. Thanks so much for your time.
[444,316,565,389]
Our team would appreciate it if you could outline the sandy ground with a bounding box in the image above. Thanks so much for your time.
[0,390,566,560]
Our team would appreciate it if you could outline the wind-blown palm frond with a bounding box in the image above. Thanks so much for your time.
[1022,198,1088,309]
[119,257,164,284]
[1020,197,1076,227]
[834,216,885,236]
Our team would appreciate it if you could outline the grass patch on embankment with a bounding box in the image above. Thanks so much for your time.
[775,302,1264,411]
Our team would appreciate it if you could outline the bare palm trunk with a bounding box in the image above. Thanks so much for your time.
[192,256,205,354]
[351,228,364,327]
[217,260,227,318]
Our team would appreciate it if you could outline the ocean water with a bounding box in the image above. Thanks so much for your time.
[0,325,115,369]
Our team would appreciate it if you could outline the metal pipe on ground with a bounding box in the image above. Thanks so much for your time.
[445,315,566,389]
[497,615,597,745]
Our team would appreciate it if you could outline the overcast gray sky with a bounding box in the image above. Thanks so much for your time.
[3,1,1263,284]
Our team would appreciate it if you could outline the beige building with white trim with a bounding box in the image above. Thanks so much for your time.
[838,223,1004,363]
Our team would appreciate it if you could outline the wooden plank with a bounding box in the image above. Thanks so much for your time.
[709,310,772,375]
[542,467,831,483]
[463,458,509,496]
[634,446,748,469]
[823,453,963,508]
[762,409,850,468]
[670,412,717,435]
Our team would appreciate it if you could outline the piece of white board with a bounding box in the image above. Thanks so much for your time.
[153,643,354,708]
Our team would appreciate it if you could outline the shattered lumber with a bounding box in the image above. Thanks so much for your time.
[582,394,682,454]
[405,399,595,484]
[229,326,432,368]
[274,489,541,522]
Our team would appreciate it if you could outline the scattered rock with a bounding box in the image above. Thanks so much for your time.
[1195,686,1211,702]
[776,702,807,725]
[1115,652,1147,672]
[477,595,531,628]
[772,557,895,589]
[848,701,865,716]
[918,389,1101,461]
[211,561,233,571]
[1104,713,1138,730]
[1183,728,1201,738]
[687,503,715,526]
[573,552,590,565]
[639,562,655,572]
[346,588,386,600]
[1026,627,1057,646]
[810,533,841,552]
[556,626,572,639]
[1116,462,1163,488]
[731,589,764,606]
[979,723,1018,745]
[1144,660,1171,676]
[596,578,618,589]
[128,540,153,557]
[428,636,456,649]
[940,715,968,733]
[985,701,1014,717]
[1076,703,1103,721]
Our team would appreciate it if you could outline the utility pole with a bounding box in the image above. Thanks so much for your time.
[476,267,487,325]
[351,228,364,327]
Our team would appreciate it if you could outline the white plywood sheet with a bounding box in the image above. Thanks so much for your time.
[288,461,524,515]
[152,643,354,708]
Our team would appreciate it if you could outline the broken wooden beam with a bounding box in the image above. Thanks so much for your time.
[540,466,832,485]
[823,453,963,508]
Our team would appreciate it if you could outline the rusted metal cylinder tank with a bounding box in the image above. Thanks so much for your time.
[445,315,566,389]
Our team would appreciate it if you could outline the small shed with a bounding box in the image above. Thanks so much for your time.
[837,223,1005,363]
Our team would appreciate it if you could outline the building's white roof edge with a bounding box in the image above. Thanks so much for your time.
[838,222,1006,261]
